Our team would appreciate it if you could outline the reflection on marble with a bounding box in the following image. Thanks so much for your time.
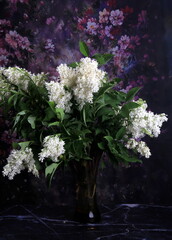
[0,204,172,240]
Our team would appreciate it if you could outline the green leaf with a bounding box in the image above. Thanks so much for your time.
[104,136,125,161]
[44,107,56,121]
[17,110,29,116]
[103,92,119,107]
[120,105,129,118]
[18,88,28,97]
[92,53,113,66]
[45,163,59,177]
[98,142,105,150]
[120,102,140,117]
[96,107,113,118]
[125,157,142,163]
[12,142,19,149]
[55,108,64,121]
[13,115,20,128]
[113,78,122,84]
[45,162,61,187]
[18,141,33,150]
[126,102,140,110]
[82,106,87,126]
[117,143,142,163]
[27,115,36,129]
[80,129,91,136]
[126,87,141,102]
[68,62,78,68]
[21,129,28,139]
[83,156,92,161]
[27,80,39,97]
[100,160,106,169]
[34,159,42,171]
[104,135,113,143]
[62,123,71,136]
[116,127,126,140]
[72,140,84,157]
[48,121,60,127]
[79,41,89,57]
[95,82,114,100]
[38,86,48,97]
[48,101,56,113]
[8,94,16,105]
[95,128,102,136]
[142,128,153,137]
[117,91,127,102]
[10,90,18,94]
[13,93,18,108]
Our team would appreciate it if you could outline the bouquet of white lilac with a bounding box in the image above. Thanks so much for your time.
[0,42,168,222]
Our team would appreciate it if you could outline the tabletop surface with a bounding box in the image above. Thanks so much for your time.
[0,204,172,240]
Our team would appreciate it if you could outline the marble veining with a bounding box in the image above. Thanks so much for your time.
[0,204,172,240]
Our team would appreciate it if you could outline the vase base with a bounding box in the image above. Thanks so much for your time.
[74,210,101,223]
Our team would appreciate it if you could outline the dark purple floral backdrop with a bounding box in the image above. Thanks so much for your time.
[0,0,172,207]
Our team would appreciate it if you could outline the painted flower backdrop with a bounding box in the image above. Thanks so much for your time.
[0,0,163,82]
[0,0,169,204]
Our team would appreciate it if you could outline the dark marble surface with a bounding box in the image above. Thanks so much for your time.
[0,204,172,240]
[0,0,172,211]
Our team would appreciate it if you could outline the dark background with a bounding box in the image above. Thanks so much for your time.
[0,0,172,208]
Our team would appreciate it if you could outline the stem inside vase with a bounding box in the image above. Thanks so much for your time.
[72,147,102,223]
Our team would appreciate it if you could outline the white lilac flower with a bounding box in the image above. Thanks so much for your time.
[145,112,168,137]
[0,67,11,100]
[73,57,106,109]
[57,57,106,109]
[45,81,72,112]
[3,67,30,91]
[125,138,151,158]
[109,10,124,26]
[39,135,65,162]
[2,148,38,180]
[0,81,11,101]
[0,67,5,75]
[31,72,46,87]
[57,64,76,88]
[2,67,46,91]
[123,100,168,139]
[136,141,151,158]
[125,138,138,149]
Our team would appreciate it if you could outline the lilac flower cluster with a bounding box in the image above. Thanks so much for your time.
[76,0,153,86]
[0,19,32,67]
[78,8,125,40]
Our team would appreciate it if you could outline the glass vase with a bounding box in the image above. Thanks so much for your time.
[71,149,102,223]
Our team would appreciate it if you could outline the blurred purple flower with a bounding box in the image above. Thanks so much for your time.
[44,39,55,53]
[118,35,130,50]
[137,10,147,27]
[99,9,110,24]
[109,9,124,26]
[104,25,114,39]
[86,18,99,35]
[46,16,56,25]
